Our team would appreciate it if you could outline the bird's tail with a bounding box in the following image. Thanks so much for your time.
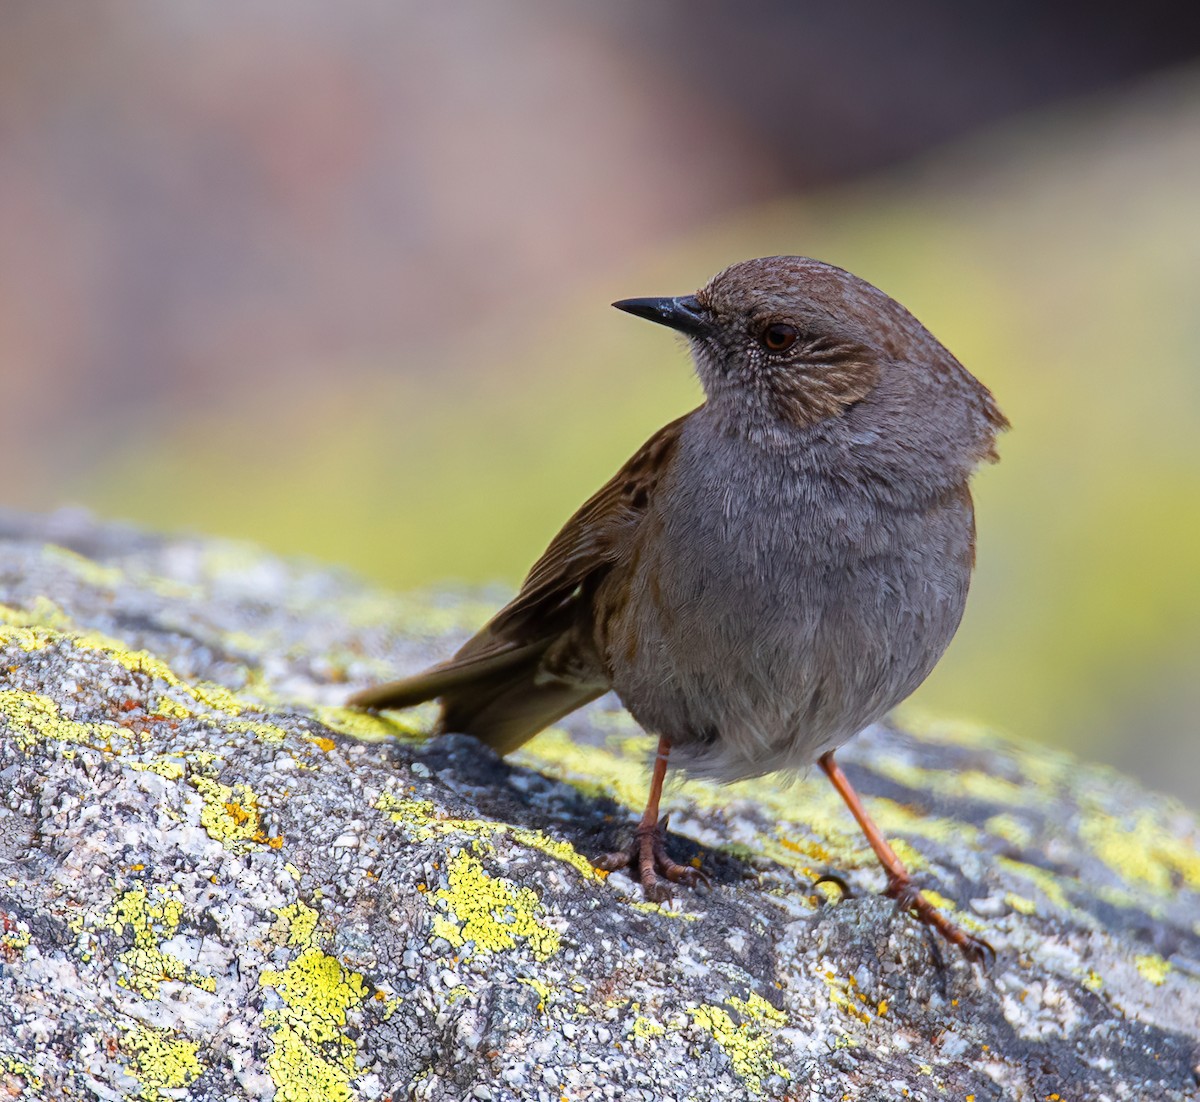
[347,641,603,756]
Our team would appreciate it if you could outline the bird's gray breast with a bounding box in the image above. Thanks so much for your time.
[608,420,975,781]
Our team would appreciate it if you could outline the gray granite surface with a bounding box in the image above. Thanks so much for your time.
[1,509,1197,1101]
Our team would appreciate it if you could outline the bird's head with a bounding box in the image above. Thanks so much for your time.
[614,255,1006,462]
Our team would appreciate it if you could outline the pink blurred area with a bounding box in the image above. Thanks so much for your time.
[4,1,1198,495]
[0,2,778,494]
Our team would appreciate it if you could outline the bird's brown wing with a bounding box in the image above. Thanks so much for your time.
[488,409,693,637]
[347,409,695,752]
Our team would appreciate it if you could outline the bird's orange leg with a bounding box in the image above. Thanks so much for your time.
[595,735,709,902]
[819,751,994,964]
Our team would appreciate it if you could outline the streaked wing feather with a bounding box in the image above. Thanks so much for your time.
[486,409,694,638]
[347,410,695,736]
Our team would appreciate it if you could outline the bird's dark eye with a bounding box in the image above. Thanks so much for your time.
[761,323,798,352]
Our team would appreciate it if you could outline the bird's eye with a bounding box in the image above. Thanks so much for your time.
[761,323,798,352]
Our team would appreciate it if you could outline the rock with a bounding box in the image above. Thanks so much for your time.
[1,507,1198,1101]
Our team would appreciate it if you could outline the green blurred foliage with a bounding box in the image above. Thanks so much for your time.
[77,77,1200,799]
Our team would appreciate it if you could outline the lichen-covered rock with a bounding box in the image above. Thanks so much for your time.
[0,508,1197,1102]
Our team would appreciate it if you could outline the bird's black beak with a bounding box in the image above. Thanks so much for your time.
[612,295,711,337]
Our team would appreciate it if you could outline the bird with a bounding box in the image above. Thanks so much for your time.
[349,255,1008,962]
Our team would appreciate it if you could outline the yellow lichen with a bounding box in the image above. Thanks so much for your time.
[98,643,193,691]
[516,727,660,810]
[820,970,876,1027]
[42,544,126,589]
[0,595,68,623]
[0,602,296,758]
[1134,953,1172,987]
[626,898,702,921]
[1080,808,1200,896]
[122,1024,205,1101]
[154,696,194,719]
[0,1054,44,1094]
[225,718,291,744]
[871,759,1032,810]
[687,994,789,1095]
[0,688,129,751]
[99,883,214,998]
[0,622,64,652]
[189,680,251,714]
[631,1015,665,1039]
[0,921,31,958]
[129,757,187,780]
[996,856,1080,919]
[1004,892,1037,916]
[223,628,265,654]
[429,848,560,960]
[919,888,956,912]
[892,709,1005,752]
[339,589,497,638]
[275,901,321,949]
[375,793,603,885]
[195,777,258,840]
[887,837,931,875]
[776,834,834,864]
[984,813,1035,851]
[0,600,291,741]
[517,976,552,1011]
[191,776,273,849]
[729,993,786,1025]
[261,949,366,1044]
[316,705,426,743]
[864,798,983,851]
[259,900,367,1102]
[379,783,739,923]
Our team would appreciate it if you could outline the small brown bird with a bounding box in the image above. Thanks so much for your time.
[350,256,1007,961]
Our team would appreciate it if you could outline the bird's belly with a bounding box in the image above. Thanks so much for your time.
[606,496,972,781]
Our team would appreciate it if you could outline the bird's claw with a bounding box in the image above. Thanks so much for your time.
[812,872,855,901]
[885,875,996,966]
[595,815,709,902]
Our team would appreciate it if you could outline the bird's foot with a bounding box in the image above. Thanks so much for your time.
[885,875,995,966]
[812,872,855,901]
[594,815,709,903]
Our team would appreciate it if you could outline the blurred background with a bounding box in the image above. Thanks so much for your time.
[3,2,1198,804]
